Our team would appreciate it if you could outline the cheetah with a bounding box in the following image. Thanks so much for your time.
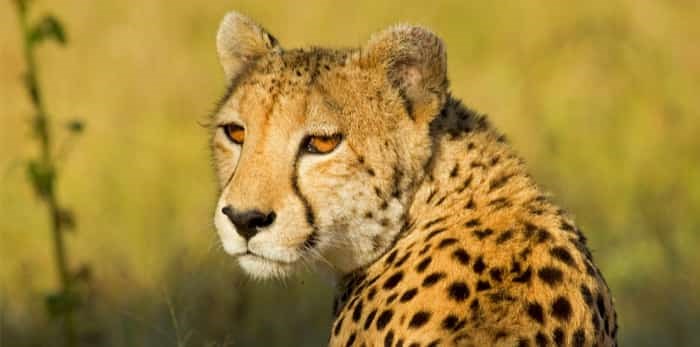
[210,11,618,347]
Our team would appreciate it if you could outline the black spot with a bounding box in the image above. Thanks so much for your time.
[513,266,533,284]
[465,218,480,227]
[380,201,389,210]
[527,302,545,324]
[418,243,432,255]
[596,294,608,322]
[345,332,356,347]
[408,311,431,329]
[384,330,394,347]
[383,272,404,290]
[518,338,530,347]
[488,290,516,303]
[376,310,394,331]
[365,211,374,219]
[551,297,572,322]
[367,287,377,300]
[535,332,548,347]
[572,329,586,347]
[465,198,476,209]
[367,168,376,176]
[560,221,576,233]
[400,288,418,302]
[423,216,446,229]
[550,247,577,268]
[472,256,486,274]
[394,252,412,268]
[553,327,565,346]
[489,173,514,191]
[489,268,504,282]
[580,285,593,308]
[585,261,597,277]
[535,229,551,243]
[496,229,514,244]
[385,250,398,265]
[538,267,563,286]
[396,339,404,347]
[422,272,446,287]
[334,316,344,336]
[448,282,470,301]
[523,222,537,238]
[364,309,377,330]
[511,260,522,273]
[476,280,491,291]
[592,312,601,335]
[452,248,470,265]
[457,175,473,193]
[435,195,447,206]
[441,314,459,331]
[489,197,511,209]
[438,238,458,249]
[426,190,437,203]
[520,247,532,259]
[469,299,480,314]
[449,164,459,177]
[416,257,432,272]
[352,300,363,322]
[494,330,509,342]
[425,228,447,241]
[473,228,494,240]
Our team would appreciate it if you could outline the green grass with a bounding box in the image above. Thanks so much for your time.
[1,1,699,346]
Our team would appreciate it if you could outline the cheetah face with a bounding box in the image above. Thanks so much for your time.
[211,12,447,279]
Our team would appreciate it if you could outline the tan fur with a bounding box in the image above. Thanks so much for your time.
[210,11,617,346]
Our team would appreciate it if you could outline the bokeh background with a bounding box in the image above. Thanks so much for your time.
[1,1,699,346]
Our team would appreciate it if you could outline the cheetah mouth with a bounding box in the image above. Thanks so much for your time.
[239,251,296,266]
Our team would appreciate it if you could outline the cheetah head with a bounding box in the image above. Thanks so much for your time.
[211,12,448,279]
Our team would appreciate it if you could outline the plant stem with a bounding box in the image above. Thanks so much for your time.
[14,2,76,346]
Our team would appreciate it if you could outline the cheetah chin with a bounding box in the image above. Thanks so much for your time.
[209,11,618,347]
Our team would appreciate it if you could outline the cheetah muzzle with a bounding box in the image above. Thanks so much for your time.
[209,11,618,347]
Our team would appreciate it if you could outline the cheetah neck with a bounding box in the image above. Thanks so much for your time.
[337,97,545,288]
[409,97,542,218]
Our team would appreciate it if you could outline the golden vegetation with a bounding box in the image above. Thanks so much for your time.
[1,1,698,346]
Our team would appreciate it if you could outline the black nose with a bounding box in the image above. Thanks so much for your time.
[221,206,276,241]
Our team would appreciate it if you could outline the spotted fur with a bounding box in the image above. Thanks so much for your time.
[210,11,617,347]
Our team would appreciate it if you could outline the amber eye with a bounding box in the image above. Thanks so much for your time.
[305,134,342,154]
[223,124,245,144]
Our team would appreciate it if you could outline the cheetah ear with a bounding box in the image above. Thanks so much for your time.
[361,25,448,120]
[216,11,280,80]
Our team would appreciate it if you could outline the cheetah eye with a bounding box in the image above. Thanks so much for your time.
[222,123,245,145]
[303,134,343,154]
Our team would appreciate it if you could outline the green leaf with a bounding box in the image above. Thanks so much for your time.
[30,15,67,46]
[26,160,54,198]
[45,290,81,318]
[66,119,85,134]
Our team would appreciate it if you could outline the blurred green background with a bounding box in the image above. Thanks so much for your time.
[1,1,699,346]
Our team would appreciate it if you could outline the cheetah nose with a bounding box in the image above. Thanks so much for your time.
[221,205,276,241]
